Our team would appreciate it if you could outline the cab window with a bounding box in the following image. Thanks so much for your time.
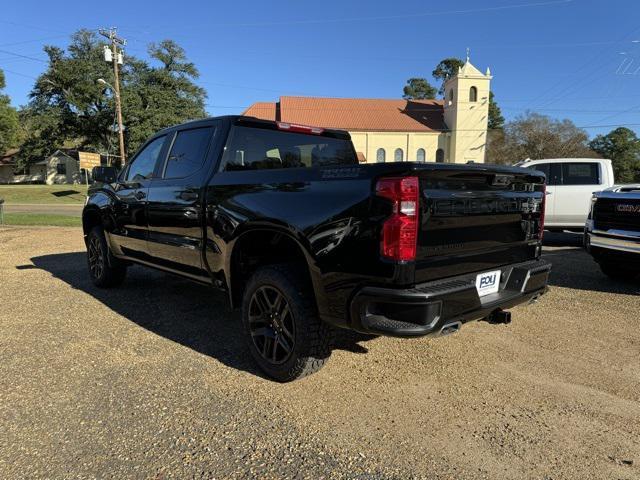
[125,136,166,182]
[527,163,560,185]
[561,162,600,185]
[163,127,214,179]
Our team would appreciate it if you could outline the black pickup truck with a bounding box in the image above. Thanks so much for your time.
[585,184,640,280]
[84,115,550,381]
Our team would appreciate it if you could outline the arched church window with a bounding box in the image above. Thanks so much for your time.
[469,86,478,102]
[436,149,445,163]
[416,148,425,162]
[394,148,404,162]
[376,148,385,163]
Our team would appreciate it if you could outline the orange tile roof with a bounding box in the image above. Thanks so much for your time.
[243,96,446,132]
[242,101,277,122]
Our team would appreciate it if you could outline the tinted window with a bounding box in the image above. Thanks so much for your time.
[527,163,549,178]
[126,136,165,182]
[436,149,445,163]
[526,163,560,185]
[561,162,600,185]
[164,127,214,178]
[222,126,357,171]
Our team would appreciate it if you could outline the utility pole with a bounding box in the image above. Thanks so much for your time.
[99,27,127,165]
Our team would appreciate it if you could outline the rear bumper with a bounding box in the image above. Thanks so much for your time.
[349,259,551,337]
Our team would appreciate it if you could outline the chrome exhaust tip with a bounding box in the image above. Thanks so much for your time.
[439,321,462,337]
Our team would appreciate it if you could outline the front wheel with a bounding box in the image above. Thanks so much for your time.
[86,226,127,287]
[241,266,332,382]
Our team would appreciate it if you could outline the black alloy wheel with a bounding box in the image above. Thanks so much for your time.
[248,285,296,365]
[86,226,127,287]
[87,234,105,281]
[241,266,333,382]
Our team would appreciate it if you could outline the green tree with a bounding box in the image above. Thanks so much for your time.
[589,127,640,182]
[488,91,504,130]
[122,40,207,155]
[0,69,20,154]
[19,30,206,167]
[402,77,437,100]
[432,57,464,95]
[486,111,597,165]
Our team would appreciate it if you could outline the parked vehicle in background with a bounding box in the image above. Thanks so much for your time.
[83,116,550,381]
[516,158,614,231]
[585,184,640,280]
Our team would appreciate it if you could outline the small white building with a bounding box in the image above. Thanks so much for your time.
[0,150,46,184]
[41,150,82,185]
[0,149,87,185]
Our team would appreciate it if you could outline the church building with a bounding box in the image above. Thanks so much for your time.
[243,58,492,164]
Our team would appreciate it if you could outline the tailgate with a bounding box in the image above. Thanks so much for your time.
[414,166,545,283]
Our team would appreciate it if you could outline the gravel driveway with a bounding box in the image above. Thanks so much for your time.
[1,228,638,479]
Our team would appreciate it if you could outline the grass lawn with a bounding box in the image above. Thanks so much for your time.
[0,185,88,204]
[2,213,82,227]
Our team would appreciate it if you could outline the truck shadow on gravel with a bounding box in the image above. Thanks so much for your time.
[542,232,640,295]
[22,252,377,380]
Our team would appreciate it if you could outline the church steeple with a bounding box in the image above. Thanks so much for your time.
[442,54,492,163]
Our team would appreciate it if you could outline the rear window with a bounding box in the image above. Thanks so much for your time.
[561,162,600,185]
[221,126,357,171]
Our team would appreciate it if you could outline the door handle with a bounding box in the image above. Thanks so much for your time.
[180,190,199,201]
[135,191,146,200]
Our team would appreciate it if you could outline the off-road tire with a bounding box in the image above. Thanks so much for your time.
[86,226,127,288]
[241,265,333,382]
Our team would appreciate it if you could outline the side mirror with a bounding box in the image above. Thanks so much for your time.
[91,166,118,184]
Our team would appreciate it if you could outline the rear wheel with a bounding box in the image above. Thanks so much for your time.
[241,266,332,382]
[86,226,127,287]
[599,262,638,281]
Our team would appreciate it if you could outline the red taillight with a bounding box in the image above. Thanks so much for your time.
[539,184,546,240]
[276,121,324,135]
[376,176,419,262]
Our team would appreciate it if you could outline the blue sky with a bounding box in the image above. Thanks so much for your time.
[1,0,640,137]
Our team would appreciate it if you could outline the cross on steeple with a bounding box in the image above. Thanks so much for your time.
[466,47,470,63]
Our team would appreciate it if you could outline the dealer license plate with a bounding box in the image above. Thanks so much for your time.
[475,270,501,297]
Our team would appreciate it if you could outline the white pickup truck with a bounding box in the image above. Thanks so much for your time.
[515,158,615,231]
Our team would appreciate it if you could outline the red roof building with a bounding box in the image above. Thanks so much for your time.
[242,60,492,163]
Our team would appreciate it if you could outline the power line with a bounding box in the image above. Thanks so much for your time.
[0,48,48,63]
[114,0,571,35]
[0,20,69,34]
[0,68,38,80]
[0,35,70,48]
[197,0,575,27]
[526,24,640,111]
